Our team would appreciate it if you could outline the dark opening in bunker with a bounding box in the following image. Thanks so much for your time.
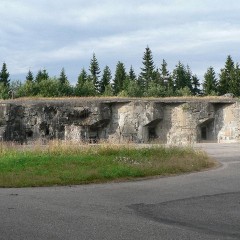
[201,126,207,140]
[87,119,110,143]
[145,119,162,142]
[148,126,157,140]
[198,118,216,142]
[88,130,99,143]
[26,129,33,138]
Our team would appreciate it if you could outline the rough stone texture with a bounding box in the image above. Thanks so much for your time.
[0,98,239,144]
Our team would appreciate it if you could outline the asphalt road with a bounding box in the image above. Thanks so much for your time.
[0,143,240,240]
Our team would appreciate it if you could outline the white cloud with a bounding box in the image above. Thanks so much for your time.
[0,0,239,82]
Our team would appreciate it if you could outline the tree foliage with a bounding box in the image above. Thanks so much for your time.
[99,66,112,94]
[203,67,218,95]
[35,69,49,83]
[77,68,88,88]
[0,62,10,87]
[191,75,201,95]
[1,51,240,99]
[113,61,127,95]
[58,68,68,85]
[26,70,34,82]
[218,55,235,95]
[89,53,101,92]
[173,62,191,91]
[139,46,155,91]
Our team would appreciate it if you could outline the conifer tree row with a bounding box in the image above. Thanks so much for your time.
[1,48,240,99]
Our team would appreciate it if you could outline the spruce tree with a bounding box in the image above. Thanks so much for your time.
[58,68,68,85]
[0,62,10,87]
[113,61,127,95]
[42,69,49,80]
[35,69,49,83]
[218,55,235,95]
[139,46,155,90]
[89,53,101,92]
[152,69,163,85]
[235,64,240,96]
[77,68,88,87]
[99,66,112,94]
[191,75,201,95]
[185,65,193,91]
[159,59,170,83]
[229,63,240,97]
[26,70,34,82]
[129,65,137,82]
[203,67,218,95]
[173,61,187,91]
[35,70,43,83]
[58,68,71,96]
[159,59,174,96]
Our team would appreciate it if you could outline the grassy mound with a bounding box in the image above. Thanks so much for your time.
[0,142,215,187]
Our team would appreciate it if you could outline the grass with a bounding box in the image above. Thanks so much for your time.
[0,141,215,188]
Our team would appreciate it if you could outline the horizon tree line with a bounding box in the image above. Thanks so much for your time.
[0,47,240,99]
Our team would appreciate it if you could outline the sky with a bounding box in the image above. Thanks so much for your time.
[1,0,240,84]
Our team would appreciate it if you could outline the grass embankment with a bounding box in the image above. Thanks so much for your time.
[0,142,215,188]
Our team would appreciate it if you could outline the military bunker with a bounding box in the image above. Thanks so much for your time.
[0,97,239,145]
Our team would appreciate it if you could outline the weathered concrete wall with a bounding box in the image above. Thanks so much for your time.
[108,101,163,143]
[214,103,240,143]
[0,98,239,145]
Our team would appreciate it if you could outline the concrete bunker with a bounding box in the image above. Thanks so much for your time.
[0,98,239,145]
[88,119,110,143]
[198,118,216,142]
[144,119,162,142]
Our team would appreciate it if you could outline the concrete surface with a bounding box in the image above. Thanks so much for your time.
[0,143,240,240]
[1,98,240,144]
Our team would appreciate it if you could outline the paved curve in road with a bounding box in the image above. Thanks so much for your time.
[0,143,240,240]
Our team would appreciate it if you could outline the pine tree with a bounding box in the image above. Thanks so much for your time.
[173,61,187,91]
[99,66,112,94]
[185,65,193,91]
[0,62,10,87]
[139,46,155,90]
[152,69,163,85]
[113,61,127,95]
[203,67,218,95]
[159,59,169,82]
[218,55,235,95]
[159,59,174,96]
[58,68,72,96]
[129,65,137,82]
[229,63,240,97]
[58,68,68,85]
[42,69,49,80]
[77,68,88,87]
[235,64,240,96]
[35,70,43,83]
[26,70,34,82]
[35,69,49,83]
[89,53,101,92]
[159,59,172,91]
[191,74,201,95]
